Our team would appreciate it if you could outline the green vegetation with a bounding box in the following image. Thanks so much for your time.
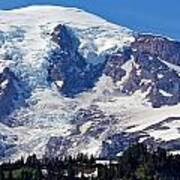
[0,143,180,179]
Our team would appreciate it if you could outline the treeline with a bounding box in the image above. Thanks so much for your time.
[0,143,180,179]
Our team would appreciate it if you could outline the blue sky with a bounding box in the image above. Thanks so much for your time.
[0,0,180,40]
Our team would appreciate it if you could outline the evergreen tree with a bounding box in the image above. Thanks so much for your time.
[0,167,4,180]
[7,169,13,180]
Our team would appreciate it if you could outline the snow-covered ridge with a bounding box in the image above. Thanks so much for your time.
[0,5,130,30]
[0,5,134,88]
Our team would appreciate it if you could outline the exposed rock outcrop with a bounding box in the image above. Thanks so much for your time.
[0,67,25,123]
[102,34,180,107]
[132,34,180,65]
[0,68,19,120]
[48,25,104,97]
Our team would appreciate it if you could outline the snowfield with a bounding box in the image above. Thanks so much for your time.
[0,5,180,162]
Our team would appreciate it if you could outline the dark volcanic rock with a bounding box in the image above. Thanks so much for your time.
[122,65,142,94]
[0,67,27,124]
[132,34,180,65]
[51,24,79,53]
[48,25,105,97]
[130,34,180,107]
[104,47,132,82]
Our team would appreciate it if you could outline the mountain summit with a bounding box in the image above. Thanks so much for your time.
[0,6,180,161]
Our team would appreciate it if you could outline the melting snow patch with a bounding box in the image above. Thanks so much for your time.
[161,59,180,74]
[159,89,173,97]
[0,79,8,89]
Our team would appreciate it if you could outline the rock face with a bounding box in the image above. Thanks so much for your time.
[48,25,104,97]
[101,34,180,107]
[131,35,180,107]
[132,34,180,66]
[104,47,132,82]
[0,67,25,123]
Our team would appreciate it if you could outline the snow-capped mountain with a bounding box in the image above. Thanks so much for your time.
[0,5,180,162]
